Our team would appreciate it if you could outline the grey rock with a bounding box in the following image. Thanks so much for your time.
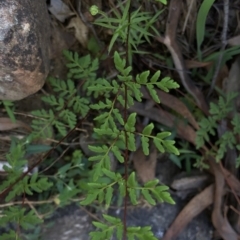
[108,196,212,240]
[0,0,50,100]
[41,205,93,240]
[40,198,213,240]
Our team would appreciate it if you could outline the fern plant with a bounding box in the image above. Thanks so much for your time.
[0,50,179,239]
[90,2,162,63]
[1,0,240,238]
[0,138,53,240]
[196,92,240,166]
[31,49,179,239]
[31,76,89,138]
[0,1,181,239]
[68,50,179,239]
[64,51,99,92]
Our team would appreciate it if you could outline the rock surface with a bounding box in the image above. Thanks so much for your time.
[41,205,93,240]
[0,0,50,100]
[40,199,213,240]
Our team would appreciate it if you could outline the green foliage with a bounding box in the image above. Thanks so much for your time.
[196,92,240,165]
[193,155,210,170]
[90,214,158,240]
[31,77,89,138]
[31,109,66,137]
[86,52,179,184]
[196,92,238,149]
[64,51,98,76]
[64,51,99,91]
[78,51,179,238]
[196,0,215,60]
[63,51,106,99]
[0,206,43,239]
[90,1,162,63]
[0,140,29,196]
[169,144,202,173]
[0,46,179,239]
[0,3,181,239]
[0,138,53,238]
[54,151,86,206]
[202,46,240,88]
[0,206,42,230]
[0,230,17,240]
[0,139,53,202]
[80,171,174,209]
[6,174,52,202]
[155,0,167,4]
[1,100,16,122]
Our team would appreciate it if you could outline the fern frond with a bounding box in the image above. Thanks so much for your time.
[0,207,42,230]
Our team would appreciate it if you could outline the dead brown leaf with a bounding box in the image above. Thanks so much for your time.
[0,117,31,132]
[129,102,197,145]
[133,144,157,183]
[171,172,211,191]
[162,184,217,240]
[67,16,89,48]
[185,59,212,69]
[228,35,240,46]
[210,160,240,240]
[141,87,199,130]
[221,165,240,197]
[214,64,229,90]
